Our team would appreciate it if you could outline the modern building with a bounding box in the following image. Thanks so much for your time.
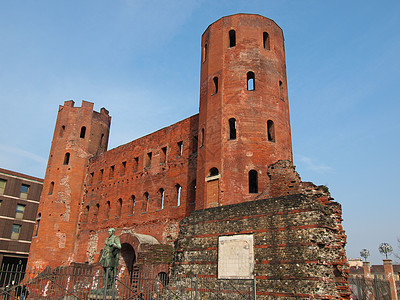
[0,168,43,272]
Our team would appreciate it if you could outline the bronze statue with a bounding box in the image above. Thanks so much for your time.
[99,228,121,290]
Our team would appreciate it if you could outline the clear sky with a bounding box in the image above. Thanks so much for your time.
[0,0,399,265]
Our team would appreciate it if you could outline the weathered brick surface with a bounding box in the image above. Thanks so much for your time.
[173,190,350,299]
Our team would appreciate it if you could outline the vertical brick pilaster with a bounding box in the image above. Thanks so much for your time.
[383,259,398,300]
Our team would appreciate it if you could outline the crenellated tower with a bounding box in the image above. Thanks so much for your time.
[28,100,111,268]
[196,14,293,209]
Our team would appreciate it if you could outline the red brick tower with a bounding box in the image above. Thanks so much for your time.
[28,100,111,268]
[196,14,293,209]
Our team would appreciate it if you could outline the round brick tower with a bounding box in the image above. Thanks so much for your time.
[196,14,293,209]
[28,100,111,268]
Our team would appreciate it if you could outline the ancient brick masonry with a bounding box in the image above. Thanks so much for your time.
[27,13,350,298]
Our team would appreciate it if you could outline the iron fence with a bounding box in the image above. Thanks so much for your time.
[0,264,256,299]
[349,276,400,300]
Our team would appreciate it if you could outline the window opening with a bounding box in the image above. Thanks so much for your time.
[263,32,270,50]
[131,195,136,214]
[121,162,126,175]
[267,120,275,142]
[279,80,284,101]
[100,134,104,148]
[133,157,139,171]
[143,192,149,212]
[15,204,26,219]
[49,181,54,195]
[89,172,94,185]
[247,72,255,91]
[203,43,208,63]
[63,152,70,165]
[11,224,21,240]
[209,167,219,177]
[176,184,182,207]
[59,125,65,138]
[20,184,29,199]
[0,179,6,195]
[229,118,237,140]
[249,170,258,193]
[159,188,165,210]
[145,152,152,168]
[117,198,122,217]
[94,204,100,222]
[105,201,110,219]
[34,213,41,236]
[213,77,218,94]
[161,147,167,164]
[80,126,86,138]
[177,141,183,156]
[201,128,205,147]
[229,30,236,47]
[109,165,115,178]
[99,169,104,181]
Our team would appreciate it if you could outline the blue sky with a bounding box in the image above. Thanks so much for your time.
[0,1,399,264]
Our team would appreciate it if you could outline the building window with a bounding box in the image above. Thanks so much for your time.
[208,167,219,177]
[263,32,270,50]
[177,141,183,156]
[161,147,167,164]
[48,181,54,195]
[145,152,152,168]
[109,165,115,178]
[117,198,122,218]
[201,128,205,147]
[59,125,65,138]
[0,179,6,195]
[121,161,126,175]
[267,120,275,142]
[63,152,70,165]
[131,195,136,214]
[100,133,104,148]
[279,80,284,101]
[158,188,165,210]
[229,30,236,47]
[229,118,237,140]
[89,172,94,185]
[15,204,26,219]
[105,201,110,219]
[249,170,258,193]
[20,184,29,199]
[11,224,21,240]
[203,43,208,63]
[247,72,255,91]
[133,157,139,171]
[34,213,41,236]
[143,192,149,212]
[80,126,86,138]
[213,77,218,94]
[94,204,100,222]
[176,184,182,207]
[99,169,104,181]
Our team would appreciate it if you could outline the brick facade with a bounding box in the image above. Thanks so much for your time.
[27,14,350,298]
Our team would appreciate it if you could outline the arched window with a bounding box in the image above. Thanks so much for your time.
[228,118,236,140]
[267,120,275,142]
[80,126,86,138]
[59,125,65,138]
[117,198,122,218]
[48,181,54,195]
[213,77,218,94]
[105,201,110,219]
[247,72,255,91]
[208,167,219,177]
[94,204,100,222]
[263,32,270,50]
[249,170,258,193]
[158,188,165,210]
[33,213,41,237]
[229,30,236,47]
[63,152,70,165]
[143,192,149,212]
[176,184,182,207]
[200,128,205,147]
[100,134,104,148]
[203,43,208,63]
[279,80,284,101]
[131,195,135,214]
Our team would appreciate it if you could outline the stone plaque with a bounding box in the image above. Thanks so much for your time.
[218,234,254,279]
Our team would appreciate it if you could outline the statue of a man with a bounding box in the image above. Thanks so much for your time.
[99,228,121,289]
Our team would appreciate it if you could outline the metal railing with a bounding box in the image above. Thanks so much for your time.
[0,264,256,299]
[349,276,399,300]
